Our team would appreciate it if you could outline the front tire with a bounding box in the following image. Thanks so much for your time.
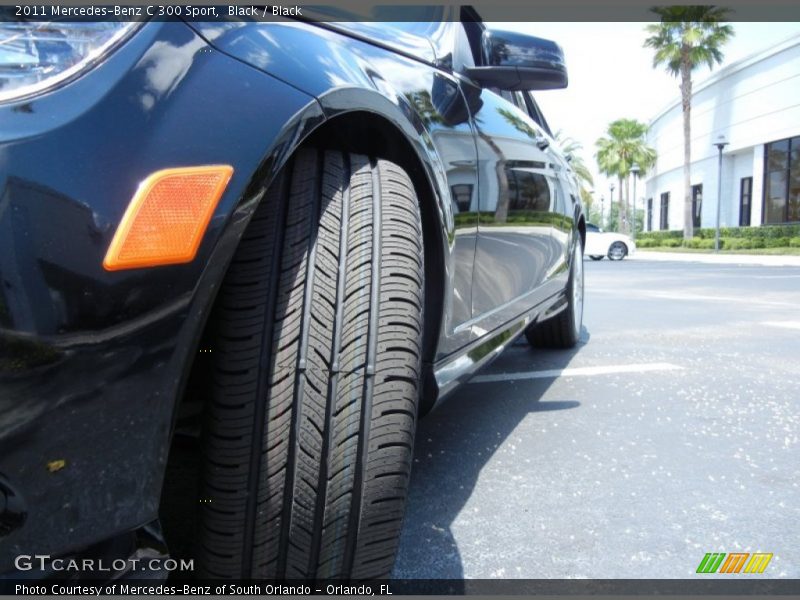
[607,241,628,261]
[589,255,603,261]
[198,149,424,580]
[525,238,584,349]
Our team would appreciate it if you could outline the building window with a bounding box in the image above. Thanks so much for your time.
[763,136,800,224]
[660,192,669,230]
[451,184,473,213]
[691,184,702,228]
[739,177,752,226]
[646,198,653,231]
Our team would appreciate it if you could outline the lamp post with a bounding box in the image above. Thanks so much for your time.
[609,183,615,229]
[714,135,729,252]
[630,163,640,240]
[600,196,605,229]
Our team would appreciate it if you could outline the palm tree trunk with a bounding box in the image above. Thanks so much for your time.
[625,175,632,234]
[478,132,510,223]
[618,175,625,231]
[681,53,693,240]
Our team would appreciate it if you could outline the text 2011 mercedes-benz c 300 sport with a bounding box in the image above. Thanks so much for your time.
[0,8,585,581]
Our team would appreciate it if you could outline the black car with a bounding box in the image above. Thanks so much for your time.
[0,9,585,581]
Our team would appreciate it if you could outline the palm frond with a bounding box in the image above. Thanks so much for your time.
[643,6,734,76]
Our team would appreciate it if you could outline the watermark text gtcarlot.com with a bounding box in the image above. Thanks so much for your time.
[14,554,194,573]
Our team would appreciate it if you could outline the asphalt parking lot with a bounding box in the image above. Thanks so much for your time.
[394,257,800,580]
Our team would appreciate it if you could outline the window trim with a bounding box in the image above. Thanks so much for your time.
[739,176,752,227]
[762,135,800,225]
[691,184,703,229]
[522,92,553,137]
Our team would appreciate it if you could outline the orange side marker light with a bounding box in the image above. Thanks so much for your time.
[103,165,234,271]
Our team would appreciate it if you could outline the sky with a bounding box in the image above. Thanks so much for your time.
[495,22,800,202]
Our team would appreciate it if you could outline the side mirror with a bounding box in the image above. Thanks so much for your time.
[465,29,568,91]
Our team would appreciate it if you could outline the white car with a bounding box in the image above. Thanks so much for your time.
[585,222,636,261]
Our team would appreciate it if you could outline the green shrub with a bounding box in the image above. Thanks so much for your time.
[699,239,716,249]
[737,238,759,249]
[764,236,791,248]
[696,224,800,240]
[630,225,800,250]
[637,230,683,244]
[683,238,717,249]
[725,238,747,250]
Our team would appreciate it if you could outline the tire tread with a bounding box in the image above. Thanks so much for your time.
[198,150,423,580]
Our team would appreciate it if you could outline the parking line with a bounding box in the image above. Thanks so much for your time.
[471,362,683,384]
[642,291,795,308]
[762,321,800,330]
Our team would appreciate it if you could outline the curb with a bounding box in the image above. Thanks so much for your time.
[631,251,800,267]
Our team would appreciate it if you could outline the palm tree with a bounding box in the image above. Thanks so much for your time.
[644,6,734,239]
[554,130,595,204]
[595,119,656,233]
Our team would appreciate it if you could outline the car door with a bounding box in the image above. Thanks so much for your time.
[459,81,564,330]
[550,153,579,275]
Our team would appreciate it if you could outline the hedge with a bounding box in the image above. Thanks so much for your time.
[638,224,800,243]
[636,224,800,249]
[638,236,791,250]
[697,224,800,239]
[683,238,716,249]
[636,230,683,244]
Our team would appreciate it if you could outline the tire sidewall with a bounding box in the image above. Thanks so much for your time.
[568,239,584,342]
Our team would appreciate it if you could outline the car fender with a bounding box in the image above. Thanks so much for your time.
[188,20,454,256]
[188,20,466,363]
[0,21,330,571]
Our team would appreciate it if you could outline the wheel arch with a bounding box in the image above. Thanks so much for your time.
[178,101,449,433]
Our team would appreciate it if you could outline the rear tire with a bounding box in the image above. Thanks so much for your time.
[589,255,603,261]
[198,149,424,580]
[525,238,583,349]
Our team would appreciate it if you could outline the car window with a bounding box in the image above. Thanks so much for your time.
[522,93,553,137]
[453,22,476,71]
[460,6,485,66]
[498,91,553,140]
[586,223,600,233]
[513,92,530,113]
[496,91,527,112]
